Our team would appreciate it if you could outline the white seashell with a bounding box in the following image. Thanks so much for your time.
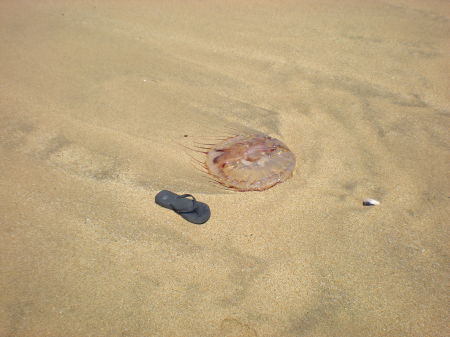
[363,198,380,206]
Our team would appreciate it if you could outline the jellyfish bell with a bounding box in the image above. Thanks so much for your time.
[197,133,295,191]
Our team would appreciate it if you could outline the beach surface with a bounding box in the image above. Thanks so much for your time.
[0,1,449,336]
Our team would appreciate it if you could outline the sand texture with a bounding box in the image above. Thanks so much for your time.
[1,1,449,336]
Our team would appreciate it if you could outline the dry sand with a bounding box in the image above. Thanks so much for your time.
[0,0,449,336]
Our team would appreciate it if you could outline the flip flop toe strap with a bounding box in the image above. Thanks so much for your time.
[170,194,197,213]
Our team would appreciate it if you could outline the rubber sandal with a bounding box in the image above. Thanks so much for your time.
[155,190,211,224]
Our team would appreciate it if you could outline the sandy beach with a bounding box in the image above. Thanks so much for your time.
[1,0,449,336]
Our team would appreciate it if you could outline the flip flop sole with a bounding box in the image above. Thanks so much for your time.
[155,190,211,224]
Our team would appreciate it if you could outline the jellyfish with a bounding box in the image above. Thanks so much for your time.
[188,133,296,191]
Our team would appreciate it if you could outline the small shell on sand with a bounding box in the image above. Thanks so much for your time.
[363,198,380,206]
[204,133,296,191]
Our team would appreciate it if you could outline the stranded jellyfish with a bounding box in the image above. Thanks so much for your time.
[190,133,296,191]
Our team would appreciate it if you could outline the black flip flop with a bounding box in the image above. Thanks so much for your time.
[155,190,211,224]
